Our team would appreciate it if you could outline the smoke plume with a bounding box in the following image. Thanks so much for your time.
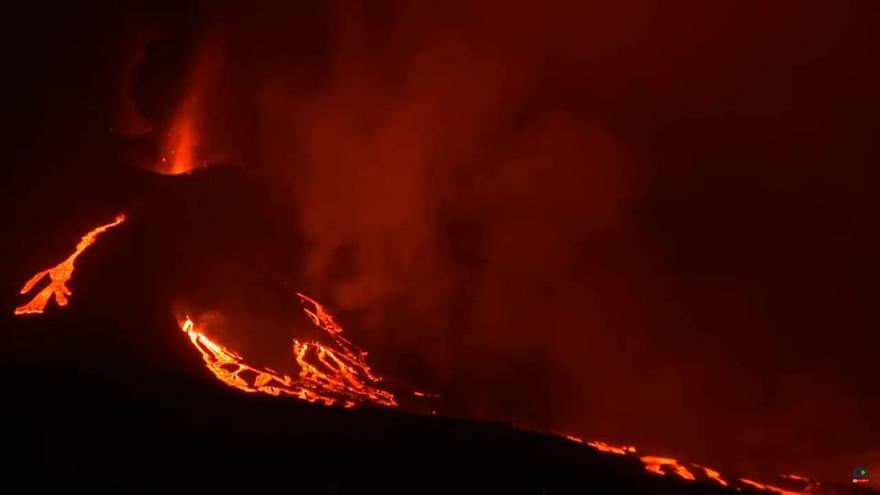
[126,0,880,482]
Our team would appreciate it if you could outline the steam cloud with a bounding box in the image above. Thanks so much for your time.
[127,0,879,482]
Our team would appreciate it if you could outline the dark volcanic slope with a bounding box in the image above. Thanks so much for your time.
[1,168,874,494]
[3,361,725,495]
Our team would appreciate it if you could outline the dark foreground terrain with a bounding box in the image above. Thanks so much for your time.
[0,359,730,494]
[1,168,876,494]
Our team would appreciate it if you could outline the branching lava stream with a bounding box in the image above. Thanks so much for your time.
[14,214,126,316]
[179,293,397,408]
[8,212,835,495]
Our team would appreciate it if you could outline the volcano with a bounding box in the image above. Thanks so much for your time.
[2,167,874,494]
[4,1,880,493]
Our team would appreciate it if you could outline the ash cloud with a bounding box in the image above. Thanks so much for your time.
[132,0,879,482]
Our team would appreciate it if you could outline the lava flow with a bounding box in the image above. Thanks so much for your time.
[740,477,804,495]
[563,435,815,495]
[587,440,637,456]
[694,464,729,487]
[179,293,397,408]
[14,214,126,316]
[641,456,697,481]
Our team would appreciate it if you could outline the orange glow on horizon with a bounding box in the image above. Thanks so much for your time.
[14,214,126,316]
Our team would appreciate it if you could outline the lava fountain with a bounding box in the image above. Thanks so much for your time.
[155,37,222,175]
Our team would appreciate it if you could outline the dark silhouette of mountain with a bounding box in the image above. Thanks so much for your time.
[2,167,876,494]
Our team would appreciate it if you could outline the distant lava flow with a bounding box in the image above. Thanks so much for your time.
[14,214,126,316]
[564,435,813,494]
[739,478,805,495]
[4,214,837,491]
[179,293,397,408]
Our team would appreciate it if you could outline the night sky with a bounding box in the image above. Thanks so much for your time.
[2,0,878,485]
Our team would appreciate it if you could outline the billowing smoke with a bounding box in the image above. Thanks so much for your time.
[125,0,879,482]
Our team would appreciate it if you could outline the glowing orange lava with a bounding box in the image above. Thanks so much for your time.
[740,477,805,495]
[587,440,637,455]
[641,456,697,481]
[694,464,728,487]
[155,38,221,175]
[159,112,197,175]
[4,211,825,493]
[14,215,126,316]
[412,390,440,399]
[179,293,396,408]
[558,435,814,493]
[780,474,809,482]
